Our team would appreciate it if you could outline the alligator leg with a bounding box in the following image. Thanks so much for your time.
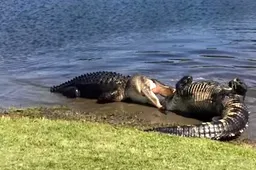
[211,87,233,103]
[175,76,193,95]
[212,78,247,103]
[61,86,81,98]
[212,116,222,122]
[97,89,124,103]
[228,78,247,96]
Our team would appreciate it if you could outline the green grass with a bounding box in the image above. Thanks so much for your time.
[0,117,256,170]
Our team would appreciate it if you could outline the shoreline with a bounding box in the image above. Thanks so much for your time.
[1,101,255,147]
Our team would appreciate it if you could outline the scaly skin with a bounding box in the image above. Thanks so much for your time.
[144,76,249,140]
[50,71,129,102]
[50,71,175,109]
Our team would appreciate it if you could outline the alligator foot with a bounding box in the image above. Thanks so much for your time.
[175,75,193,95]
[158,106,167,114]
[211,86,233,104]
[212,116,221,122]
[61,86,81,98]
[228,78,247,96]
[97,89,124,103]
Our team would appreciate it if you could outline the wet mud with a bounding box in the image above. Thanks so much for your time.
[1,97,254,147]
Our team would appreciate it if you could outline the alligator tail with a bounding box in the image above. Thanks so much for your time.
[50,72,103,93]
[145,96,249,140]
[50,74,98,98]
[50,71,130,93]
[50,79,77,93]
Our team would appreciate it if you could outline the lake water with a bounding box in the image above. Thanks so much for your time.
[0,0,256,140]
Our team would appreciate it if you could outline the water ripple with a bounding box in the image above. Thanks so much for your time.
[1,0,256,140]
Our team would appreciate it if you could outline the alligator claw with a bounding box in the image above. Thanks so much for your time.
[228,78,247,96]
[158,106,167,114]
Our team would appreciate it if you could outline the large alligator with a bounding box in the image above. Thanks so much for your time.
[144,76,249,140]
[50,71,175,110]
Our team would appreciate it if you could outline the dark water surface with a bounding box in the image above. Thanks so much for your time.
[0,0,256,140]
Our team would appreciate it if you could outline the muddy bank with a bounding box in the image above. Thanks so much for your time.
[1,98,201,129]
[1,98,253,146]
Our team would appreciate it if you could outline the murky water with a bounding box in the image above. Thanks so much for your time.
[0,0,256,140]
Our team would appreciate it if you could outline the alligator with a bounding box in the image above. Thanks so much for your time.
[144,76,249,140]
[50,71,175,110]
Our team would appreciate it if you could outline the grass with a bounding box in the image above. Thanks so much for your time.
[0,116,256,170]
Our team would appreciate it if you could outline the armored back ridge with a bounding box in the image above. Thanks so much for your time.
[50,71,130,102]
[50,71,175,109]
[145,76,249,140]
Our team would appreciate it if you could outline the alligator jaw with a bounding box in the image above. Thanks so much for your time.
[151,79,176,97]
[125,75,175,110]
